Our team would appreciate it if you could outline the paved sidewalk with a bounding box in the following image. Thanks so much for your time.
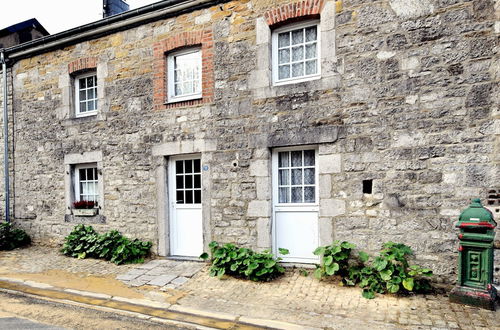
[1,246,499,329]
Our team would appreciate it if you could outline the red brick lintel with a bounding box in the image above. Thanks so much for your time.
[264,0,325,26]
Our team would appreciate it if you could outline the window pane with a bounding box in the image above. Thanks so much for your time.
[305,60,317,75]
[291,169,302,185]
[278,169,289,185]
[79,90,86,102]
[292,62,304,77]
[185,160,192,173]
[176,175,184,189]
[278,152,289,167]
[278,32,290,47]
[292,46,304,61]
[194,174,201,188]
[304,168,315,184]
[183,81,193,94]
[304,150,315,166]
[87,76,95,87]
[87,88,95,100]
[176,190,184,204]
[79,78,86,89]
[193,159,201,172]
[175,160,183,174]
[279,187,289,203]
[185,190,193,204]
[194,190,201,204]
[174,84,182,96]
[278,49,290,64]
[185,175,193,189]
[278,65,290,80]
[291,187,302,203]
[304,187,315,203]
[291,29,303,45]
[305,26,317,42]
[80,101,87,112]
[291,151,302,167]
[87,168,94,180]
[305,44,316,59]
[79,169,86,180]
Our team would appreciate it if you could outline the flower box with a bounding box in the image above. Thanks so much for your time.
[72,208,98,217]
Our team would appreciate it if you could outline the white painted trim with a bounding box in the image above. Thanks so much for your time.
[74,71,98,117]
[272,20,321,86]
[272,146,320,263]
[168,154,203,257]
[167,48,202,103]
[73,163,99,203]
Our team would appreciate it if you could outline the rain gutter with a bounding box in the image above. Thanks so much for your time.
[0,50,9,223]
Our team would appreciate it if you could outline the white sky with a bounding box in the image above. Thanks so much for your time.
[0,0,161,34]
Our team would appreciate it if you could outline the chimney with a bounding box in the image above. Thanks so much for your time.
[103,0,130,18]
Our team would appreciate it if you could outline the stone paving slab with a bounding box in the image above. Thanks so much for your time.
[117,259,204,289]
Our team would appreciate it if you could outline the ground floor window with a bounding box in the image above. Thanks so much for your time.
[74,164,99,204]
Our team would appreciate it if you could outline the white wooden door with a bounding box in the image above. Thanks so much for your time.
[273,148,319,263]
[169,156,203,257]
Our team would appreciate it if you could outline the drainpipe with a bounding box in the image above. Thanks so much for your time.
[0,50,9,223]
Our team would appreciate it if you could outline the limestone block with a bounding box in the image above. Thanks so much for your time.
[319,174,332,199]
[319,217,333,246]
[256,217,271,248]
[255,177,270,200]
[320,199,346,217]
[319,154,341,174]
[249,159,269,177]
[255,17,270,45]
[389,0,434,19]
[247,200,270,217]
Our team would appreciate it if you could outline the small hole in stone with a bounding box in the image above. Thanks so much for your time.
[496,209,499,213]
[232,162,238,167]
[363,180,373,194]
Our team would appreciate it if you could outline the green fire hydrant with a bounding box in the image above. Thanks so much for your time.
[449,198,497,310]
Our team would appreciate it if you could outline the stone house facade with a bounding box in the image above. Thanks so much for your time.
[0,0,498,283]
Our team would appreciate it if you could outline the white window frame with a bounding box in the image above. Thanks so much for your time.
[74,163,99,204]
[167,48,202,103]
[74,72,98,117]
[272,146,319,208]
[272,20,321,86]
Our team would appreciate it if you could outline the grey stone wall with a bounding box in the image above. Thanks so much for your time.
[1,0,498,284]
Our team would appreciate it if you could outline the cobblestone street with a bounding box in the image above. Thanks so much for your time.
[1,246,498,329]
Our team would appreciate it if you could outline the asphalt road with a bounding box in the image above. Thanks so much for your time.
[0,290,192,329]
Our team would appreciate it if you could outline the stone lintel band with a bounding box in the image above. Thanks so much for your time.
[264,0,325,26]
[68,57,98,75]
[153,30,214,110]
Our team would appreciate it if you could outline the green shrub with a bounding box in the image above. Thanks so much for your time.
[61,224,152,265]
[0,222,31,250]
[313,240,355,279]
[345,242,433,299]
[200,241,289,282]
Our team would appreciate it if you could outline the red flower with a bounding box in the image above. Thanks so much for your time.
[72,200,96,209]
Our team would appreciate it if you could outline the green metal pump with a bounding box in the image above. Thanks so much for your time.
[449,199,497,310]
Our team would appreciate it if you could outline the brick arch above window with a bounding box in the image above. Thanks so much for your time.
[68,57,97,75]
[153,30,214,110]
[264,0,325,26]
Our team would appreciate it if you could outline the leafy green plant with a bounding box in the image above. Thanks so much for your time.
[0,222,31,250]
[313,240,355,279]
[345,242,433,299]
[61,224,152,265]
[200,241,289,282]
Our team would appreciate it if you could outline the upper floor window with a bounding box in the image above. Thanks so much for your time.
[75,72,98,117]
[272,21,320,85]
[167,48,202,103]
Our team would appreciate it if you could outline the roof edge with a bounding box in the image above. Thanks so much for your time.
[2,0,226,62]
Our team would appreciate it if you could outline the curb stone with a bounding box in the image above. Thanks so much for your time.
[0,277,309,330]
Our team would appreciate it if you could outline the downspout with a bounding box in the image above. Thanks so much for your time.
[0,50,9,223]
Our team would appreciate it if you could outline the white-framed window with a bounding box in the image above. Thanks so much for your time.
[74,164,99,203]
[272,21,320,85]
[167,48,202,103]
[275,149,318,204]
[75,72,98,117]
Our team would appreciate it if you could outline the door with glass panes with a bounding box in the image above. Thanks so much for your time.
[272,148,319,263]
[169,156,203,257]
